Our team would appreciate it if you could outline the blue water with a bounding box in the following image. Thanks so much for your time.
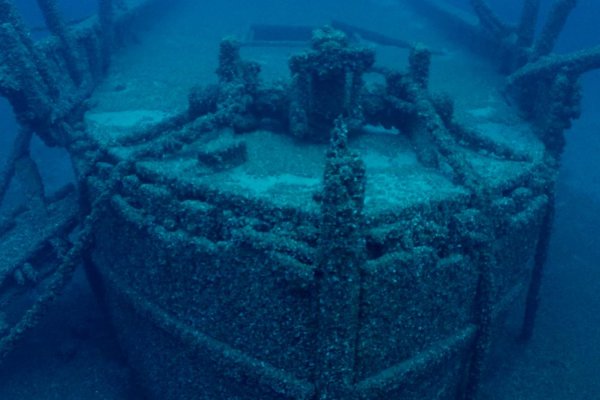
[1,0,599,398]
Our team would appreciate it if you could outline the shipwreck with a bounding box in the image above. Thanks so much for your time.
[1,0,599,399]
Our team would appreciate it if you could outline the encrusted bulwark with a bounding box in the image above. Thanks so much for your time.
[0,1,597,399]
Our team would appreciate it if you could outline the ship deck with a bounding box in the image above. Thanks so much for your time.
[84,0,545,214]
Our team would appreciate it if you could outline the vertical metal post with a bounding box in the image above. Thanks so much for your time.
[463,258,494,400]
[316,120,366,399]
[520,197,554,341]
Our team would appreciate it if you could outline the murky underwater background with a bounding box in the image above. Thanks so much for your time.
[0,0,599,398]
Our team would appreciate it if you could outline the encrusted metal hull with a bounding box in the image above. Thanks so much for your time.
[86,125,551,398]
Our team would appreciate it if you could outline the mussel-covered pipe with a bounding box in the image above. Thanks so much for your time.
[532,0,578,60]
[0,23,55,130]
[0,0,59,101]
[35,0,83,85]
[516,0,542,48]
[507,44,600,88]
[470,0,512,39]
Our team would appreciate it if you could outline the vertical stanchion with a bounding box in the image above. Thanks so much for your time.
[315,120,366,399]
[520,197,555,341]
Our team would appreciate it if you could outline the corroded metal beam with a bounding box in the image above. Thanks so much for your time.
[0,23,55,126]
[0,190,90,363]
[516,0,542,47]
[532,0,578,60]
[0,0,59,101]
[507,45,600,87]
[0,127,32,206]
[0,0,162,145]
[470,0,512,39]
[36,0,84,85]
